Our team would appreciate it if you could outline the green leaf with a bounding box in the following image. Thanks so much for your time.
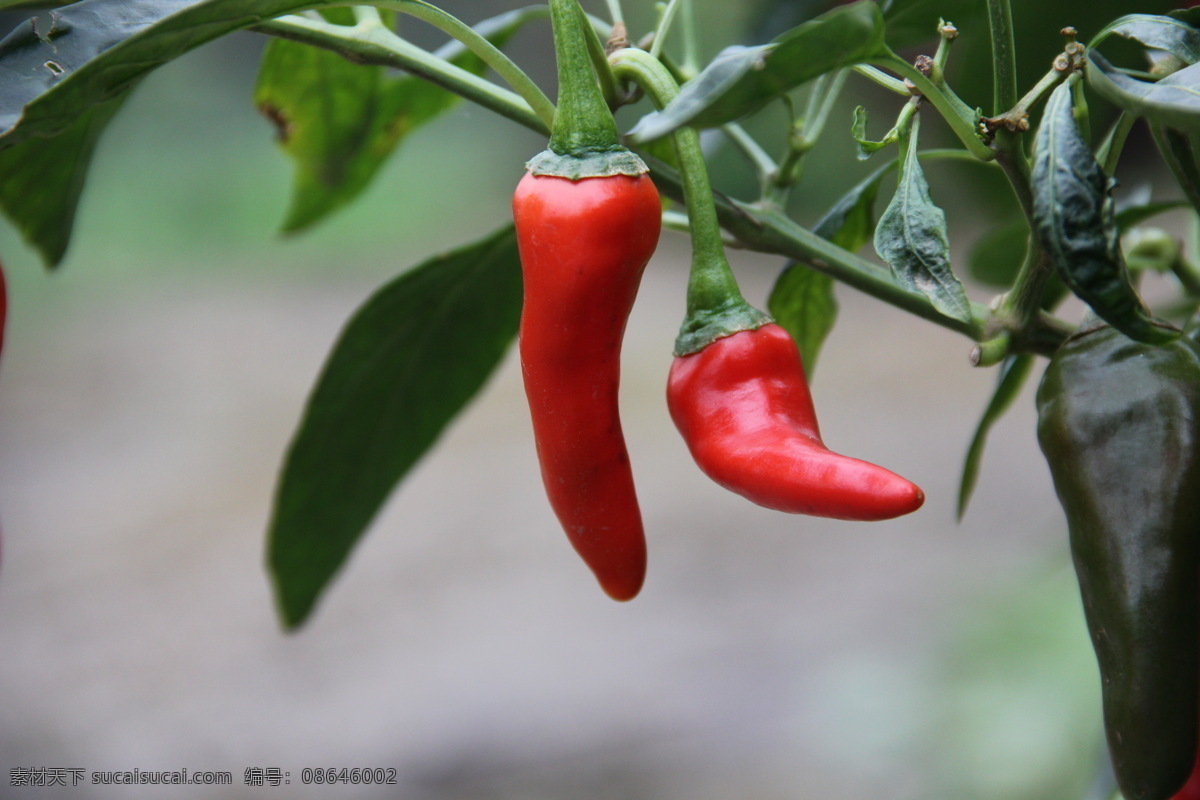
[967,217,1029,288]
[811,156,894,252]
[0,0,344,150]
[0,92,127,267]
[255,7,526,232]
[1151,123,1200,217]
[957,353,1034,520]
[1086,51,1200,133]
[628,0,886,142]
[268,225,522,629]
[0,0,68,8]
[1114,198,1190,229]
[1090,13,1200,64]
[851,105,892,160]
[1032,80,1177,344]
[768,264,837,379]
[873,124,973,325]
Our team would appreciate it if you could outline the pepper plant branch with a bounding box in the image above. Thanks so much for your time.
[603,0,624,26]
[255,15,1056,350]
[679,0,699,77]
[352,5,383,25]
[371,0,556,127]
[254,13,550,134]
[983,59,1072,134]
[764,69,848,206]
[852,65,910,96]
[929,21,957,84]
[870,51,993,161]
[721,124,778,196]
[650,0,683,60]
[985,0,1018,115]
[803,69,848,143]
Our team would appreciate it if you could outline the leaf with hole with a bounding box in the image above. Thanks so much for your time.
[255,6,529,232]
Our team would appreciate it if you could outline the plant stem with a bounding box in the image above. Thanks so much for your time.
[853,65,910,96]
[1097,112,1135,175]
[871,50,992,161]
[985,0,1018,115]
[603,0,624,26]
[573,1,619,109]
[610,47,769,350]
[611,49,997,343]
[984,61,1070,134]
[373,0,555,129]
[650,0,683,60]
[546,0,620,154]
[680,0,699,76]
[352,6,383,26]
[722,123,777,193]
[255,13,549,134]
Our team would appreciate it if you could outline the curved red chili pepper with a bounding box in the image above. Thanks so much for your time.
[513,171,661,601]
[667,323,924,521]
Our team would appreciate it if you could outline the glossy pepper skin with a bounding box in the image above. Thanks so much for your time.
[513,171,661,601]
[1037,325,1200,800]
[667,323,924,520]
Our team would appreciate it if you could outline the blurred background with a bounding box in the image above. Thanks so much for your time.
[0,0,1184,797]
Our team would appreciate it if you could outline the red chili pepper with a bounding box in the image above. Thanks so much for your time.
[667,323,925,520]
[514,171,660,601]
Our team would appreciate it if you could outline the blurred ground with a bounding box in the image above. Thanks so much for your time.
[0,15,1114,800]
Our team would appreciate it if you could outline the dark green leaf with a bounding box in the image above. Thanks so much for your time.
[957,353,1034,520]
[873,126,973,324]
[629,0,885,142]
[0,0,69,8]
[255,7,526,232]
[1086,51,1200,133]
[0,0,338,150]
[1033,80,1177,344]
[1151,123,1200,217]
[851,105,891,160]
[0,92,126,267]
[1115,199,1189,229]
[268,226,522,629]
[877,0,979,47]
[967,217,1029,288]
[811,156,894,252]
[1171,8,1200,27]
[768,265,837,379]
[1090,13,1200,64]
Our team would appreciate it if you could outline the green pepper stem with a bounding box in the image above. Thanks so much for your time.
[610,47,768,352]
[547,0,621,155]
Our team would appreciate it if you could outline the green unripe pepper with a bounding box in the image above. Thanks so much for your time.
[1036,323,1200,800]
